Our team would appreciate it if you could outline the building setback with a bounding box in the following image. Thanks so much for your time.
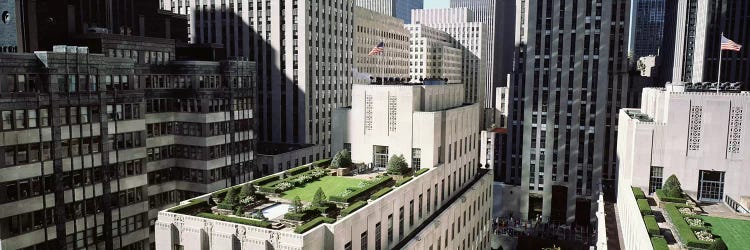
[504,0,631,225]
[354,0,424,24]
[162,0,355,155]
[411,8,489,108]
[353,6,410,84]
[404,24,463,84]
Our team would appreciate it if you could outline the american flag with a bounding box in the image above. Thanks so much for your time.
[368,41,384,56]
[721,35,742,52]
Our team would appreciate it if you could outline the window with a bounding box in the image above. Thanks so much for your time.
[2,110,13,130]
[387,214,393,244]
[399,206,404,239]
[361,231,368,250]
[375,223,382,250]
[373,145,388,169]
[648,166,663,194]
[427,189,431,212]
[409,200,415,226]
[411,148,421,169]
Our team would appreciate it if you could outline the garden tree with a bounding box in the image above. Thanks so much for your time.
[238,183,256,198]
[292,196,304,213]
[663,174,683,198]
[221,188,239,208]
[331,149,352,169]
[387,155,408,175]
[312,187,327,207]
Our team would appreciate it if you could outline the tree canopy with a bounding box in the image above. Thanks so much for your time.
[331,149,352,169]
[387,154,408,175]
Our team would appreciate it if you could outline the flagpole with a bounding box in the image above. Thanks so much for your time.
[718,33,723,93]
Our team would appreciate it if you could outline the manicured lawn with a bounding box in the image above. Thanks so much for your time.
[702,216,750,249]
[281,176,364,202]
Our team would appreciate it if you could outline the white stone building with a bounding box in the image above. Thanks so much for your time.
[411,8,489,108]
[617,83,750,207]
[156,81,493,250]
[405,24,462,84]
[353,6,410,84]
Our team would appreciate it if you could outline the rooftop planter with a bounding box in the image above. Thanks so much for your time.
[294,216,335,234]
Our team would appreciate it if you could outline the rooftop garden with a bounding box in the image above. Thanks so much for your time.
[625,110,654,122]
[166,149,426,234]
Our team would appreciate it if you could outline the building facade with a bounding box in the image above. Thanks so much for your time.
[670,0,750,87]
[162,0,355,155]
[618,84,749,204]
[405,24,462,84]
[353,7,410,84]
[354,0,424,24]
[505,0,631,225]
[630,0,667,59]
[255,143,325,176]
[411,8,489,108]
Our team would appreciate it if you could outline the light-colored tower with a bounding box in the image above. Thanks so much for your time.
[353,6,410,84]
[163,0,355,155]
[506,0,631,224]
[404,24,462,84]
[411,8,489,108]
[354,0,424,24]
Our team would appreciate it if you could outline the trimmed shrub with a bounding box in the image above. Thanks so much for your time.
[284,209,321,221]
[656,189,686,203]
[331,149,352,169]
[370,187,394,200]
[294,216,335,234]
[341,201,368,217]
[288,164,313,176]
[709,238,728,250]
[238,183,256,199]
[168,200,208,214]
[329,176,394,203]
[651,237,668,250]
[312,158,332,168]
[312,187,327,207]
[196,213,271,228]
[643,215,660,236]
[664,204,716,249]
[252,175,281,186]
[637,199,652,215]
[632,187,646,199]
[663,175,684,198]
[387,155,408,175]
[258,185,278,194]
[395,176,414,187]
[414,168,429,177]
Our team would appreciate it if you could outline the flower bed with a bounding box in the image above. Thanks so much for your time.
[329,176,394,203]
[260,168,326,193]
[679,207,696,215]
[685,217,705,228]
[664,204,720,249]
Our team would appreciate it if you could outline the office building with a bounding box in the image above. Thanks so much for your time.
[670,0,750,87]
[630,0,666,59]
[353,7,410,84]
[504,0,631,224]
[163,0,355,155]
[617,83,750,249]
[354,0,424,24]
[255,143,325,175]
[411,8,489,107]
[404,24,462,84]
[156,81,493,250]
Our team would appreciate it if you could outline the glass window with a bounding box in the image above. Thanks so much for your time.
[27,110,37,128]
[2,110,12,130]
[14,110,25,129]
[648,166,663,194]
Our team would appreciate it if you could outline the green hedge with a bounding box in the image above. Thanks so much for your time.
[196,213,271,228]
[664,204,717,249]
[168,200,207,214]
[260,169,319,193]
[287,164,313,176]
[312,158,332,168]
[651,237,668,250]
[637,199,652,215]
[329,176,394,203]
[341,201,368,217]
[632,187,646,199]
[284,209,321,221]
[370,187,394,200]
[644,215,660,236]
[656,189,686,203]
[212,186,240,200]
[414,168,429,176]
[252,175,281,186]
[294,216,335,234]
[395,176,413,187]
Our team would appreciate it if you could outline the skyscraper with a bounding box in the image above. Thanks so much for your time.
[411,8,489,107]
[404,24,463,84]
[505,0,630,224]
[353,6,410,84]
[630,0,666,59]
[670,0,750,88]
[163,0,355,155]
[355,0,425,24]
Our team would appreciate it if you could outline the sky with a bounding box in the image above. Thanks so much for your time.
[424,0,450,9]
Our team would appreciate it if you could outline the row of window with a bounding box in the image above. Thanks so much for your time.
[146,139,253,161]
[0,187,144,238]
[3,136,100,167]
[146,118,253,138]
[0,103,142,132]
[1,159,144,204]
[145,97,253,113]
[143,75,254,89]
[148,189,203,209]
[148,162,250,186]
